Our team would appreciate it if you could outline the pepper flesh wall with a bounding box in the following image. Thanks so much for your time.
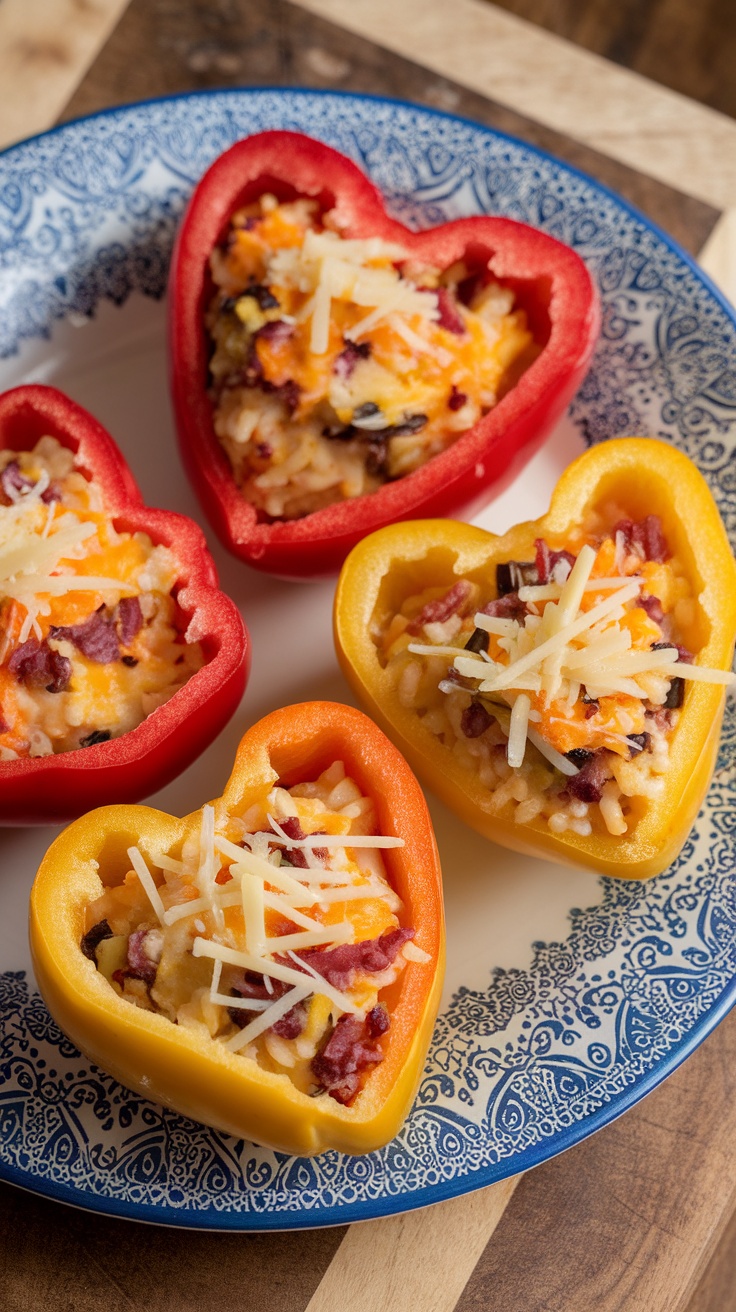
[169,130,599,578]
[30,703,445,1156]
[0,385,248,823]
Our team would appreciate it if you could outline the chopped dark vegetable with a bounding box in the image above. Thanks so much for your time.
[496,561,537,595]
[79,729,112,748]
[80,918,114,962]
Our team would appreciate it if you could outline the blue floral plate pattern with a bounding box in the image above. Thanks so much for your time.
[0,89,735,1229]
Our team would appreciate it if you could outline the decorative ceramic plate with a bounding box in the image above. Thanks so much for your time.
[1,89,735,1230]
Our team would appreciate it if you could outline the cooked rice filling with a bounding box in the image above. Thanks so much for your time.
[0,437,204,758]
[83,761,428,1105]
[376,505,725,838]
[207,194,537,520]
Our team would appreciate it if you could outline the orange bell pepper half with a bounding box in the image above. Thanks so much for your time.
[30,702,445,1156]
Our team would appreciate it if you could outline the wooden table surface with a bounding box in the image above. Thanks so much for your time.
[2,3,736,1309]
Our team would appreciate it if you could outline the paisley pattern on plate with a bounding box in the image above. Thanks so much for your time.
[0,90,735,1228]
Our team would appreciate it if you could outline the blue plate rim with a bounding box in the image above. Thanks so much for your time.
[1,84,735,1230]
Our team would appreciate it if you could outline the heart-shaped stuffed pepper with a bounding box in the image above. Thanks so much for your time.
[334,439,736,879]
[0,385,248,822]
[30,702,444,1156]
[169,130,599,578]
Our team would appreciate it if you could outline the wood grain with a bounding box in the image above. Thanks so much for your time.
[59,0,719,257]
[297,0,736,212]
[305,1177,519,1312]
[0,1178,345,1312]
[0,0,131,150]
[484,0,736,122]
[453,1004,736,1312]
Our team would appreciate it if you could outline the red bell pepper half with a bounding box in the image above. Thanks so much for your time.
[168,130,600,579]
[0,385,249,824]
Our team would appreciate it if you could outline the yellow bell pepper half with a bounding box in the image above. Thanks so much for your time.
[334,439,736,880]
[29,702,445,1156]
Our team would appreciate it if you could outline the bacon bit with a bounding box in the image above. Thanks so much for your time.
[566,751,612,804]
[255,313,292,341]
[566,748,593,769]
[80,919,113,962]
[116,596,143,647]
[333,340,371,380]
[0,460,60,505]
[652,640,692,664]
[448,385,467,411]
[256,442,273,460]
[366,1004,390,1038]
[122,655,138,668]
[534,539,576,584]
[126,929,159,985]
[271,1000,308,1040]
[311,1014,384,1104]
[461,701,493,738]
[8,638,72,693]
[274,815,308,868]
[231,970,289,1004]
[407,580,472,635]
[50,607,120,663]
[640,594,665,625]
[481,592,528,621]
[298,926,415,992]
[435,287,466,335]
[584,700,599,719]
[652,707,675,730]
[612,515,669,563]
[229,970,307,1036]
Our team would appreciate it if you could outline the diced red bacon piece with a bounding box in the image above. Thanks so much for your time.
[461,701,493,738]
[311,1014,384,1104]
[230,970,289,1003]
[534,538,576,584]
[407,580,472,635]
[566,750,612,804]
[271,814,327,866]
[50,608,120,663]
[126,929,160,985]
[0,460,60,505]
[448,385,467,412]
[435,287,466,335]
[271,1000,308,1039]
[640,594,665,625]
[612,515,669,563]
[481,592,528,621]
[298,926,414,992]
[255,319,294,346]
[116,596,143,647]
[8,638,72,693]
[333,341,371,380]
[366,1003,390,1038]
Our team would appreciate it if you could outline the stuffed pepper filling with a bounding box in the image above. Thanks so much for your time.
[207,193,537,520]
[83,760,428,1105]
[377,510,735,838]
[0,437,204,758]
